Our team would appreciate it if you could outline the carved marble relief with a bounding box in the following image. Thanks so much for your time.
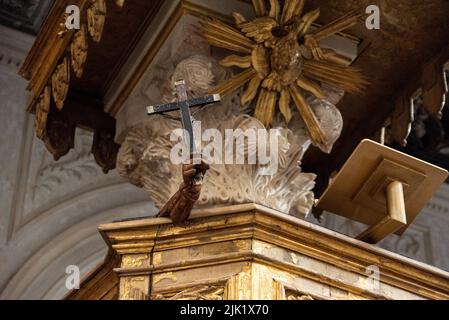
[116,15,347,218]
[51,57,70,111]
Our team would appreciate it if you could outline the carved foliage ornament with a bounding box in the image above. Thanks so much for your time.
[88,0,107,43]
[42,111,76,161]
[153,285,225,300]
[92,130,120,174]
[71,24,88,78]
[200,0,367,152]
[51,57,70,110]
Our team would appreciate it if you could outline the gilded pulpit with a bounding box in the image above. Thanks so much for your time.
[18,0,449,300]
[68,203,449,300]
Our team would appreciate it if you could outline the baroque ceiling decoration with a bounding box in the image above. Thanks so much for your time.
[200,0,368,151]
[30,0,124,173]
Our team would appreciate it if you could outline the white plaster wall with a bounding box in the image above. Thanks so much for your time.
[0,25,157,300]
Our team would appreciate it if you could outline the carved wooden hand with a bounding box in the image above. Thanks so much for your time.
[158,157,210,224]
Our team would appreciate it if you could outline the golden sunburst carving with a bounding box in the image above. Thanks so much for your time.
[200,0,368,150]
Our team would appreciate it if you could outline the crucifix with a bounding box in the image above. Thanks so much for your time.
[146,80,221,223]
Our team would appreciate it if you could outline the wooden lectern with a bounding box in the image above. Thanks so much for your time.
[316,139,449,244]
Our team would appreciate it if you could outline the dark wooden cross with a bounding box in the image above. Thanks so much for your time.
[146,80,221,181]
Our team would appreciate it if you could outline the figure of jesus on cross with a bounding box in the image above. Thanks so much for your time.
[146,80,221,223]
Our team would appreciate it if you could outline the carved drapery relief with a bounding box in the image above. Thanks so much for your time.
[117,53,344,218]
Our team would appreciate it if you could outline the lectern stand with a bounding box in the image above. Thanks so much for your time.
[317,139,448,243]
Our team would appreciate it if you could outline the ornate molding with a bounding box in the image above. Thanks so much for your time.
[87,0,107,43]
[199,0,367,151]
[31,130,103,204]
[387,46,449,146]
[120,276,149,300]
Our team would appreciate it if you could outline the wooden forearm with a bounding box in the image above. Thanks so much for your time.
[158,182,202,224]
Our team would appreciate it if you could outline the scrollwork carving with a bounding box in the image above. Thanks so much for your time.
[153,285,225,300]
